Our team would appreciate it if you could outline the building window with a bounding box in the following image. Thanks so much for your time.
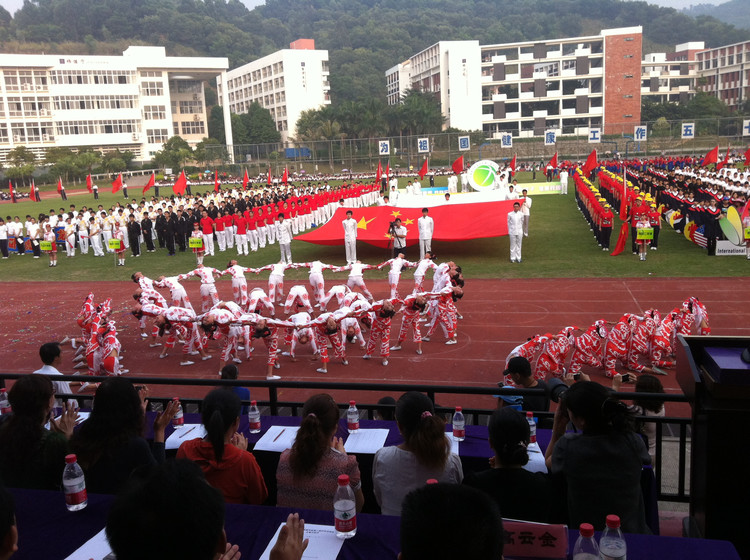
[143,105,166,120]
[180,121,205,135]
[141,81,164,96]
[146,128,169,143]
[179,100,204,114]
[140,71,162,78]
[624,74,634,78]
[623,55,634,59]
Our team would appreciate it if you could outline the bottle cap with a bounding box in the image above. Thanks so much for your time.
[65,454,77,464]
[251,400,257,406]
[605,514,621,529]
[426,479,439,485]
[172,396,179,401]
[455,406,462,412]
[349,400,356,406]
[526,411,533,418]
[579,523,595,538]
[338,474,350,486]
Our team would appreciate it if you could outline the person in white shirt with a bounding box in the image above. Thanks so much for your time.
[0,217,8,258]
[413,178,422,195]
[389,218,407,258]
[559,169,569,195]
[342,210,358,264]
[378,253,415,299]
[335,261,376,302]
[276,213,294,264]
[63,217,76,258]
[89,217,104,257]
[27,218,41,258]
[460,171,470,193]
[412,253,438,293]
[389,185,400,205]
[520,189,532,237]
[507,202,524,263]
[11,218,24,256]
[33,342,78,408]
[417,208,434,260]
[447,174,458,194]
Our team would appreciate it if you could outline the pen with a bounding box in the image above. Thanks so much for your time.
[273,428,286,442]
[179,426,196,439]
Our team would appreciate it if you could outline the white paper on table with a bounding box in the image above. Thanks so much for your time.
[253,425,299,452]
[165,424,206,450]
[344,429,389,454]
[45,411,91,430]
[64,528,114,560]
[258,523,344,560]
[445,432,460,455]
[523,442,548,473]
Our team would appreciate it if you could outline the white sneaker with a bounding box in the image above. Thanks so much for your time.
[159,354,168,359]
[202,355,212,361]
[416,349,423,355]
[362,355,370,360]
[281,351,291,356]
[266,375,281,380]
[232,358,242,364]
[180,361,195,366]
[237,345,244,351]
[274,362,281,369]
[149,343,162,348]
[382,359,389,366]
[422,337,431,342]
[445,339,457,345]
[140,333,148,338]
[189,351,199,355]
[316,368,327,374]
[342,359,349,365]
[390,345,402,351]
[119,369,129,374]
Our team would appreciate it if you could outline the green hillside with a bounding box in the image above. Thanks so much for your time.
[683,1,750,31]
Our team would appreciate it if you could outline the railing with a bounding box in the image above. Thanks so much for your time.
[0,372,691,503]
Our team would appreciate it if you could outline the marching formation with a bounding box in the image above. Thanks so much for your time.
[63,253,465,382]
[504,296,709,385]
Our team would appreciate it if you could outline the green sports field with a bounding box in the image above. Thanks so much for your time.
[0,171,746,282]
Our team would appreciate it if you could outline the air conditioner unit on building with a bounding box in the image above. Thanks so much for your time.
[193,94,199,100]
[40,109,48,116]
[22,83,31,91]
[43,134,49,141]
[193,114,200,122]
[13,135,20,143]
[132,133,139,141]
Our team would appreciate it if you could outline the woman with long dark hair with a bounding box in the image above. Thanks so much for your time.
[544,381,651,533]
[276,394,364,511]
[373,391,463,515]
[0,375,77,489]
[177,389,267,505]
[70,378,177,494]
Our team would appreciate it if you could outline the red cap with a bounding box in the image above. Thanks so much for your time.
[251,400,257,406]
[606,514,621,529]
[579,523,595,538]
[426,479,439,485]
[349,400,356,406]
[338,474,350,486]
[455,406,462,412]
[65,454,77,464]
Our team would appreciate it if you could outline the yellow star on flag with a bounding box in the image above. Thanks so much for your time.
[357,217,376,230]
[390,210,401,218]
[404,218,414,225]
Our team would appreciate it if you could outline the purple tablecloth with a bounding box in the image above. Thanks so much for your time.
[7,488,741,560]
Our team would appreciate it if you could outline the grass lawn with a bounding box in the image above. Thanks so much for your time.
[0,171,746,282]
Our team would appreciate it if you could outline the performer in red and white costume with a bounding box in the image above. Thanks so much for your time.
[256,262,296,304]
[650,311,677,369]
[568,320,609,375]
[535,326,577,380]
[390,293,427,355]
[154,275,194,312]
[626,310,659,375]
[296,260,337,306]
[319,284,351,311]
[423,286,461,345]
[178,264,222,313]
[281,311,319,361]
[113,226,126,266]
[334,261,376,302]
[378,253,415,299]
[503,334,551,385]
[134,286,167,344]
[190,222,205,264]
[412,253,438,293]
[99,320,127,376]
[604,314,639,378]
[363,298,400,365]
[139,303,211,366]
[221,260,258,309]
[303,308,355,374]
[283,285,314,314]
[340,316,367,349]
[689,297,710,336]
[236,309,293,380]
[247,287,276,317]
[200,303,243,372]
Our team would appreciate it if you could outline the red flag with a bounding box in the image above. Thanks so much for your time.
[214,170,220,193]
[267,168,272,185]
[31,180,39,202]
[702,146,719,167]
[385,163,390,182]
[619,168,628,221]
[173,170,187,195]
[716,147,731,171]
[242,169,249,190]
[8,181,16,203]
[744,147,750,167]
[57,178,63,193]
[111,173,123,193]
[509,154,517,177]
[452,156,464,175]
[610,222,630,256]
[282,167,289,185]
[417,159,429,180]
[582,150,598,176]
[86,174,92,193]
[295,200,517,248]
[548,152,558,169]
[376,161,383,184]
[143,172,155,194]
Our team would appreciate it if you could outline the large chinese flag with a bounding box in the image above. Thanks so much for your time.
[296,200,516,248]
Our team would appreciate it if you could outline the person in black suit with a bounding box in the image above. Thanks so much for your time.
[141,214,155,252]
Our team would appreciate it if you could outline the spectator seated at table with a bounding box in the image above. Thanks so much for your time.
[0,485,17,560]
[400,483,503,560]
[69,378,177,494]
[219,364,250,415]
[374,396,396,421]
[0,375,77,490]
[621,374,665,464]
[498,356,550,413]
[177,389,268,505]
[373,391,463,516]
[464,407,556,523]
[276,393,364,512]
[545,381,651,533]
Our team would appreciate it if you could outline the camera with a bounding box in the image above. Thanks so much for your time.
[572,373,581,381]
[547,377,569,403]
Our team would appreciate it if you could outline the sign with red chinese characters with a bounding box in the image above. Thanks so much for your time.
[502,520,568,559]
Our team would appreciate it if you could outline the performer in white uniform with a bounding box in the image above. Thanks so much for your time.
[417,208,434,260]
[342,210,358,264]
[507,202,524,263]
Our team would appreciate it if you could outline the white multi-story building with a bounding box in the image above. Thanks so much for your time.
[385,41,482,131]
[641,42,704,106]
[216,39,330,143]
[0,46,231,163]
[696,40,750,111]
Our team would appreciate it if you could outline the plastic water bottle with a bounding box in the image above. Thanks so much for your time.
[526,411,537,444]
[599,514,627,560]
[62,454,88,511]
[248,400,261,434]
[347,400,359,433]
[172,397,184,427]
[334,474,357,539]
[0,389,10,415]
[452,406,465,441]
[573,523,599,560]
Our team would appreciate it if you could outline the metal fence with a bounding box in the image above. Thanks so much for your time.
[0,372,692,504]
[205,116,750,175]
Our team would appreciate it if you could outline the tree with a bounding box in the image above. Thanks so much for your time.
[208,105,225,144]
[244,102,281,144]
[398,90,445,136]
[152,137,194,171]
[194,138,228,167]
[5,146,36,185]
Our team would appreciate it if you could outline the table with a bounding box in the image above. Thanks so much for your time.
[7,489,741,560]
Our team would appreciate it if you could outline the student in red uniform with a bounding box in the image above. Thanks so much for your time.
[199,210,215,256]
[600,203,614,251]
[647,203,661,250]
